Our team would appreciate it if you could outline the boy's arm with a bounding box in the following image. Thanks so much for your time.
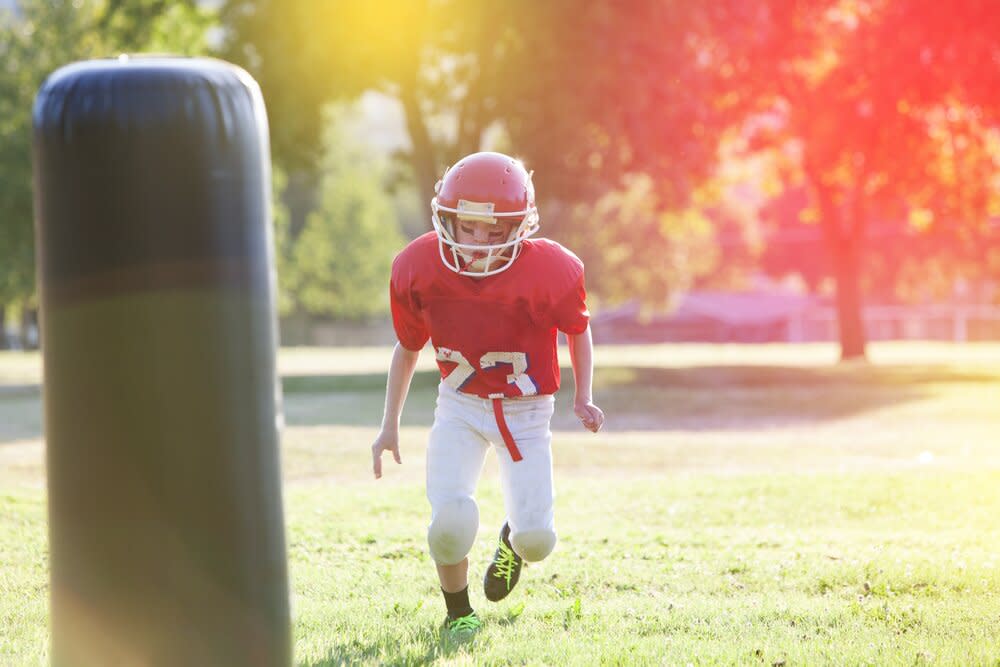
[372,342,422,479]
[567,324,605,433]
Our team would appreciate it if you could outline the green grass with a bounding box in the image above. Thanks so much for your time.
[3,343,1000,665]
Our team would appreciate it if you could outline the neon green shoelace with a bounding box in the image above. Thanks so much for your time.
[448,612,482,632]
[493,539,519,590]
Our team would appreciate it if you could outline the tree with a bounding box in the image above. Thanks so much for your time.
[549,176,721,309]
[95,0,210,51]
[443,2,770,308]
[219,0,434,242]
[0,0,216,346]
[221,0,766,309]
[758,185,1000,307]
[0,2,91,345]
[743,0,1000,359]
[273,105,405,322]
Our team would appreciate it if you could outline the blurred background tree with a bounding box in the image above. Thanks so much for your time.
[275,105,404,325]
[0,0,213,348]
[219,0,766,311]
[0,0,997,355]
[740,0,1000,359]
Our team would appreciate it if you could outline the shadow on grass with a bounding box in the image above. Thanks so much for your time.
[280,364,999,431]
[583,364,998,431]
[3,363,994,444]
[598,364,999,389]
[299,622,479,667]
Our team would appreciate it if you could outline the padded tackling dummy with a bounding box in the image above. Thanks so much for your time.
[33,56,290,667]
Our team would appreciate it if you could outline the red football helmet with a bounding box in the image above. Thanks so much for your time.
[431,151,540,276]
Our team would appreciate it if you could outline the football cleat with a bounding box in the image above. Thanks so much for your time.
[483,522,523,602]
[444,610,482,633]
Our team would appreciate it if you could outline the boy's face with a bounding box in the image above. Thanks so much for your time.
[453,217,516,247]
[450,217,518,273]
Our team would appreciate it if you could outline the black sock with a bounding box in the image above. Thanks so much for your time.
[442,585,473,618]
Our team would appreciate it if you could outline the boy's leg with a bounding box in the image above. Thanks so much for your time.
[495,398,558,561]
[426,384,490,622]
[426,415,489,569]
[483,397,556,602]
[436,559,469,593]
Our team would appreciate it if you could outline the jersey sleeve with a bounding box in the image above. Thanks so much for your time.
[551,258,590,336]
[389,252,430,351]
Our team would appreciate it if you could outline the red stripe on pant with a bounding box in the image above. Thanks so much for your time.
[491,398,523,462]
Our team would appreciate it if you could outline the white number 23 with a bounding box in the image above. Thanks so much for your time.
[435,348,537,396]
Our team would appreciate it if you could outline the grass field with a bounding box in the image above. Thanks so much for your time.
[2,342,999,665]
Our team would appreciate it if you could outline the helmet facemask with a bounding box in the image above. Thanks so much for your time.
[430,154,541,276]
[432,194,540,277]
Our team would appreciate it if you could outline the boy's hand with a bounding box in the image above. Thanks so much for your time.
[574,399,605,433]
[372,429,402,479]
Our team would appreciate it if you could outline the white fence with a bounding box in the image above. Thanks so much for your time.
[592,304,1000,344]
[788,305,1000,342]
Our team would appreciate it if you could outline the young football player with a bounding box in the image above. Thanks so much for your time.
[371,151,605,633]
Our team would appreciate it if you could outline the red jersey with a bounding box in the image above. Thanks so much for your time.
[390,232,589,398]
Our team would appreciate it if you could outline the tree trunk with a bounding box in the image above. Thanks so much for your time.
[455,10,494,158]
[830,235,867,360]
[456,84,484,158]
[398,73,438,230]
[21,306,39,350]
[811,178,868,361]
[0,306,7,350]
[283,169,320,241]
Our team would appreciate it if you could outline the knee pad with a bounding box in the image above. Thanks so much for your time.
[510,528,556,562]
[427,497,479,565]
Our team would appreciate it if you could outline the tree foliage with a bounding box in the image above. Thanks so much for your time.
[1,3,92,310]
[743,0,1000,358]
[3,1,996,351]
[0,0,215,316]
[552,176,720,309]
[219,0,430,171]
[273,106,404,321]
[221,0,764,309]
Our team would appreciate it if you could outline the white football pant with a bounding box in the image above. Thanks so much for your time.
[426,382,557,566]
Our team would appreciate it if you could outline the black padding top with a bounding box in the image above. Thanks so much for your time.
[33,56,273,300]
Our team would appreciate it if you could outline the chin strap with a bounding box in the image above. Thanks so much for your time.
[490,397,523,462]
